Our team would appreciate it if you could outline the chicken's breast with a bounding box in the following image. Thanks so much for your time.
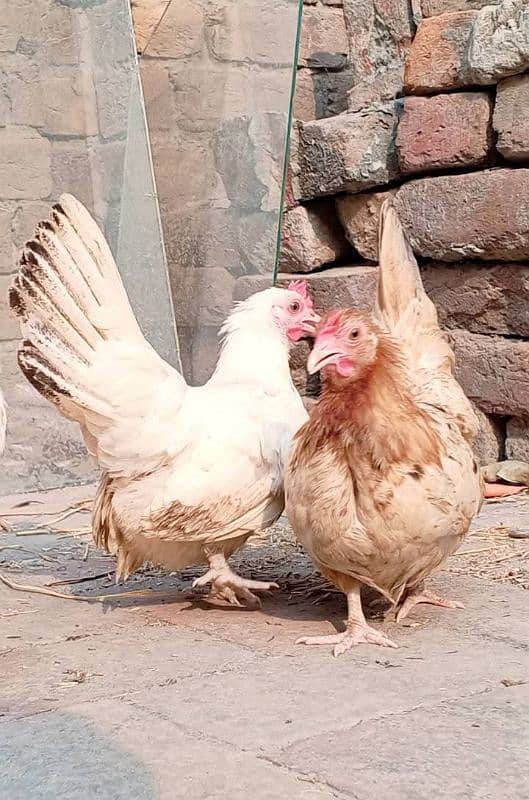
[286,414,482,604]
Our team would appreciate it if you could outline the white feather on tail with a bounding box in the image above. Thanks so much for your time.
[10,194,187,478]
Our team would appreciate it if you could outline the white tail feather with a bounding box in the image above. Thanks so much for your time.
[11,194,186,477]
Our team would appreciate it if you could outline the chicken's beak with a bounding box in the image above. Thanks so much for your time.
[300,310,321,336]
[307,338,341,374]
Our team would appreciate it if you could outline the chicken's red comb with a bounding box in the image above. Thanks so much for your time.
[288,280,314,308]
[318,310,343,336]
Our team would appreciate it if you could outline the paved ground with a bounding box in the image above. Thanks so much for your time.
[1,484,528,800]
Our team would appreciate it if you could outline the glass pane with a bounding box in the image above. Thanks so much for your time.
[0,0,178,493]
[142,0,303,384]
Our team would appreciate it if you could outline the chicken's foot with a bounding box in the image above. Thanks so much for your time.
[296,581,398,656]
[395,587,464,622]
[193,553,278,608]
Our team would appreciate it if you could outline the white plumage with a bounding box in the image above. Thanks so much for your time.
[10,195,318,606]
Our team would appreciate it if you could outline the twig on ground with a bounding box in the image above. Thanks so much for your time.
[46,572,113,587]
[453,545,504,557]
[0,499,92,519]
[0,572,187,603]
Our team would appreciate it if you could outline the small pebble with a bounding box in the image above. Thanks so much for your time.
[507,529,529,540]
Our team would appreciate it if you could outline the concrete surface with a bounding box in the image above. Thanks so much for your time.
[1,484,528,800]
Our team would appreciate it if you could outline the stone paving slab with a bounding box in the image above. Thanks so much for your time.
[1,699,337,800]
[1,485,529,800]
[279,684,529,800]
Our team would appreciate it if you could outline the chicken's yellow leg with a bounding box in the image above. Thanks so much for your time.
[296,579,398,656]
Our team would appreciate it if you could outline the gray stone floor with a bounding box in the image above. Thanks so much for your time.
[1,485,528,800]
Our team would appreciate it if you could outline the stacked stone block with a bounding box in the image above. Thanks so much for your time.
[235,0,529,463]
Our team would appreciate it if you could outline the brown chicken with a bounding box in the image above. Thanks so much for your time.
[285,202,483,655]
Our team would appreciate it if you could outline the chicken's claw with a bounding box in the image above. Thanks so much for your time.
[193,565,278,609]
[395,588,464,622]
[296,623,398,656]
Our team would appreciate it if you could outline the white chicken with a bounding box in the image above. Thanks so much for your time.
[9,194,319,606]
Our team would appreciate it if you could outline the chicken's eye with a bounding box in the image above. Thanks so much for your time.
[289,300,301,314]
[349,328,359,340]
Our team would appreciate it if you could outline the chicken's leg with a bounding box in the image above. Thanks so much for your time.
[395,585,464,622]
[296,580,398,656]
[193,553,278,608]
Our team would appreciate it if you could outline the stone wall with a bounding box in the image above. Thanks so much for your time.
[134,0,300,385]
[236,0,529,464]
[1,0,174,493]
[0,0,122,492]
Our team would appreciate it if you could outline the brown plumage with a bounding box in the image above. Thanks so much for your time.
[285,202,483,655]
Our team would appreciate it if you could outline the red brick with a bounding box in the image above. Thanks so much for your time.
[404,12,476,94]
[396,92,492,175]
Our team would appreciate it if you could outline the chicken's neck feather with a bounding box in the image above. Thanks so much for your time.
[309,336,442,470]
[209,309,295,394]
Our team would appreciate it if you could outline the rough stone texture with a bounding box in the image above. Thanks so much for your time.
[130,0,171,54]
[42,73,98,137]
[404,11,477,94]
[0,127,52,201]
[396,92,492,174]
[11,200,56,251]
[450,331,529,416]
[235,266,378,325]
[0,342,97,494]
[4,53,45,127]
[138,60,173,131]
[279,202,350,273]
[212,113,285,213]
[298,5,348,68]
[505,418,529,461]
[172,267,236,328]
[336,189,396,261]
[493,74,529,162]
[422,262,529,337]
[206,2,299,66]
[0,203,13,268]
[395,169,529,262]
[421,0,500,14]
[472,405,504,465]
[296,104,400,200]
[294,68,354,122]
[293,70,318,122]
[407,2,529,93]
[0,275,18,340]
[467,0,529,85]
[144,0,203,59]
[344,0,414,111]
[50,141,94,212]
